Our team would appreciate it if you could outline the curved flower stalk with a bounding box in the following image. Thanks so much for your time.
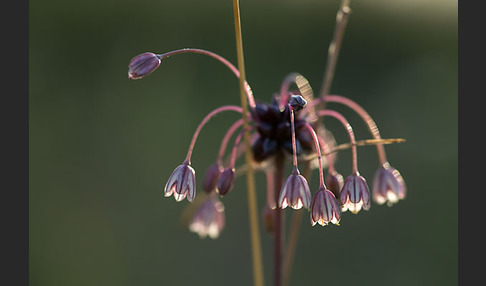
[162,105,243,202]
[316,109,371,214]
[216,130,247,196]
[300,123,342,227]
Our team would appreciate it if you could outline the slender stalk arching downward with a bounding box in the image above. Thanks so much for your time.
[323,95,388,165]
[233,1,265,286]
[157,48,256,109]
[217,119,244,167]
[318,109,358,174]
[303,124,327,189]
[184,105,243,164]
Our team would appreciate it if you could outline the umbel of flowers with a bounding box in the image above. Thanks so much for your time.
[128,48,406,239]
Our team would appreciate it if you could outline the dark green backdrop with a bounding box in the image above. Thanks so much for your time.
[30,0,457,285]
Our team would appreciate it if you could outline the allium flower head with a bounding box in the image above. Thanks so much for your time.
[278,173,312,210]
[164,163,196,202]
[251,99,315,163]
[310,187,341,226]
[189,195,225,239]
[340,173,371,214]
[128,52,161,80]
[129,10,405,243]
[129,1,407,283]
[373,163,406,206]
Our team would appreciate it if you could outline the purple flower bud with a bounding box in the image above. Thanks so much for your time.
[289,95,307,111]
[325,170,344,202]
[202,164,223,193]
[164,163,196,202]
[128,52,161,80]
[372,163,406,206]
[278,173,312,210]
[340,173,371,214]
[188,195,225,239]
[216,168,235,196]
[310,187,341,226]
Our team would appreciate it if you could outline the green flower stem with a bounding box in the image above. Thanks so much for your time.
[233,1,265,286]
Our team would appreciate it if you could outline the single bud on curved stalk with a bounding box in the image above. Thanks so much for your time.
[202,164,223,193]
[188,195,225,239]
[310,187,341,226]
[164,163,196,202]
[326,170,344,203]
[216,168,236,196]
[278,173,312,210]
[340,173,371,214]
[128,52,161,79]
[289,95,307,112]
[372,163,406,206]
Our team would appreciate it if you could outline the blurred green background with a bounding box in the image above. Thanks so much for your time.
[29,0,457,285]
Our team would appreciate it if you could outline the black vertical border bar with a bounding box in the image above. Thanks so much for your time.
[458,1,482,285]
[1,0,29,284]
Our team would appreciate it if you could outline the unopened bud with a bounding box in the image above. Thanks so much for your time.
[216,168,235,196]
[325,170,344,203]
[289,95,307,111]
[128,52,161,80]
[203,164,223,193]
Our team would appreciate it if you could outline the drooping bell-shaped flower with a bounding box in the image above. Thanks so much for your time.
[372,163,406,206]
[278,172,312,210]
[164,162,196,202]
[189,195,225,239]
[310,187,341,226]
[340,173,371,214]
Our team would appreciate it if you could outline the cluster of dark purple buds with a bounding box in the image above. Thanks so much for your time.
[128,50,406,239]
